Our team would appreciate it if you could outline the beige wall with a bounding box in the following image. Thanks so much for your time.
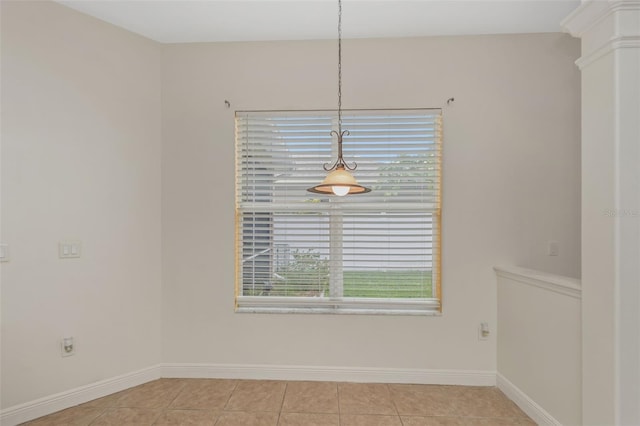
[0,0,582,412]
[161,34,581,369]
[1,1,162,408]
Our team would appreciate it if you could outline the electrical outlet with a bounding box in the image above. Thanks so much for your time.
[548,241,559,256]
[61,337,75,357]
[478,322,490,341]
[0,244,9,262]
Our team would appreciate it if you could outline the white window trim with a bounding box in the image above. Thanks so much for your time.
[235,296,441,316]
[235,109,442,315]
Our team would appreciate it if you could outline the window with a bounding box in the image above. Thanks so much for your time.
[235,109,442,315]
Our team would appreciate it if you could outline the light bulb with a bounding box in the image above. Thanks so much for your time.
[332,185,350,196]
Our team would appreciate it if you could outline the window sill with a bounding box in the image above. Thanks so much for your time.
[235,296,441,316]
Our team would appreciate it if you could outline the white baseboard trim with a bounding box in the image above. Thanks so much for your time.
[0,365,161,426]
[0,363,496,426]
[497,372,562,426]
[161,363,496,387]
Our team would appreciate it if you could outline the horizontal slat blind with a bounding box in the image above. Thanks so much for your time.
[235,109,442,314]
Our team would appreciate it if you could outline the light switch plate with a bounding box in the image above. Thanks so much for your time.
[59,241,81,259]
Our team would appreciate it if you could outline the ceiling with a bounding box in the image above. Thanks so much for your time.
[56,0,579,44]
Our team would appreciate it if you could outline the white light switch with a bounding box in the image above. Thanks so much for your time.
[548,241,559,256]
[59,241,81,259]
[0,244,9,262]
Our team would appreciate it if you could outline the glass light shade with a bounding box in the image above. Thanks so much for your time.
[307,165,371,195]
[331,185,350,196]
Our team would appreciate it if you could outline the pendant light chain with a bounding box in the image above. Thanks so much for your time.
[337,0,343,135]
[307,0,371,195]
[323,0,351,172]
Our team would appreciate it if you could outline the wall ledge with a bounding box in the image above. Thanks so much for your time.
[494,265,581,299]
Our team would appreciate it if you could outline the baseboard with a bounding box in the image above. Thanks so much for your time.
[161,363,496,386]
[0,365,161,426]
[497,372,562,426]
[0,363,496,426]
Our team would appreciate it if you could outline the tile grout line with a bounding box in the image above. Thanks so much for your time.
[337,382,342,426]
[87,386,133,425]
[215,379,240,425]
[386,383,406,426]
[87,398,119,425]
[151,379,188,425]
[276,382,288,426]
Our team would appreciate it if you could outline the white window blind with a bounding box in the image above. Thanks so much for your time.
[235,109,442,315]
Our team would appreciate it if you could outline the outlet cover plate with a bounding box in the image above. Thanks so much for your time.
[0,244,9,262]
[61,337,75,357]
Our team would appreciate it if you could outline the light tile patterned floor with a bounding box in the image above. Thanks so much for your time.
[22,379,536,425]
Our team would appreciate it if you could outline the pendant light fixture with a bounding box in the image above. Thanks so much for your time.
[307,0,371,196]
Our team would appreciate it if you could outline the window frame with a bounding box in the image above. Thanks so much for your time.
[235,108,442,315]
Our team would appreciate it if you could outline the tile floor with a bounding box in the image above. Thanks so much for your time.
[23,379,536,425]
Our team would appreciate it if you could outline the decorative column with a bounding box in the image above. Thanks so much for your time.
[563,1,640,425]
